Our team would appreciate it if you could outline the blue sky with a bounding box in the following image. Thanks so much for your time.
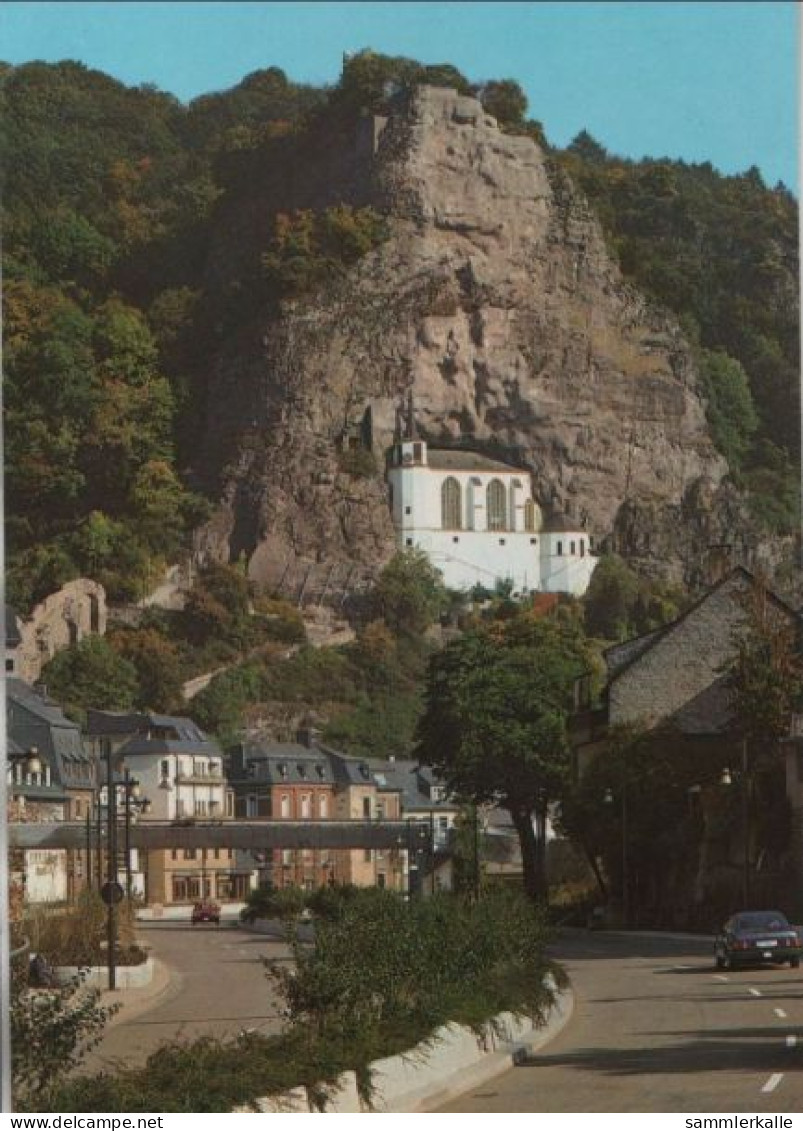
[1,2,798,188]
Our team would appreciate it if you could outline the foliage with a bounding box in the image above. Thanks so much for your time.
[478,79,528,128]
[337,446,378,479]
[41,637,138,720]
[45,889,560,1113]
[697,348,759,475]
[558,725,726,927]
[11,960,119,1111]
[25,892,143,967]
[372,548,447,636]
[261,205,388,301]
[270,887,559,1041]
[107,625,185,712]
[728,579,803,760]
[334,49,472,114]
[239,884,307,924]
[417,610,592,899]
[582,554,684,642]
[557,138,799,527]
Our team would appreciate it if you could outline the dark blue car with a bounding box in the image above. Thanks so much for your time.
[715,910,801,970]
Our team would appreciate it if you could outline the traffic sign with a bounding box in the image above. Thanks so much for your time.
[100,881,124,906]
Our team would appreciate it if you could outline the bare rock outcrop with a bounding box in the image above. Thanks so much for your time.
[200,86,742,591]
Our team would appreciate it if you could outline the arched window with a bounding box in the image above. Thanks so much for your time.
[486,479,507,531]
[524,499,537,532]
[441,477,462,529]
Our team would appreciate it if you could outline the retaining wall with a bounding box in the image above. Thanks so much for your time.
[237,983,573,1113]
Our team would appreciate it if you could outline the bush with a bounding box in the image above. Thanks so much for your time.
[337,447,377,479]
[42,889,561,1112]
[269,888,559,1041]
[12,965,118,1111]
[26,892,144,967]
[240,885,307,924]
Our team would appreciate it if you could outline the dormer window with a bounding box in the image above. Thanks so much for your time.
[315,764,326,779]
[278,762,288,778]
[297,763,307,779]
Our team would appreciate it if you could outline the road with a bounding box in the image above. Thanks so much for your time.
[437,929,803,1112]
[86,920,289,1071]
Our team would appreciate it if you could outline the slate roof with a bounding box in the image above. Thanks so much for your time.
[425,449,524,475]
[6,678,94,792]
[86,710,210,744]
[666,675,735,736]
[233,742,337,785]
[370,759,458,812]
[604,566,799,690]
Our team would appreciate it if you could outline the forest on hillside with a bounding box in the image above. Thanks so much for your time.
[2,51,798,612]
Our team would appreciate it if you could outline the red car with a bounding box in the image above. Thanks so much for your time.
[191,900,221,925]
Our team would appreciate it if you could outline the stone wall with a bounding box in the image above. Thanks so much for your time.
[609,571,793,729]
[14,579,107,684]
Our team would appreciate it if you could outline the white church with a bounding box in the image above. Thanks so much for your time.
[386,426,596,597]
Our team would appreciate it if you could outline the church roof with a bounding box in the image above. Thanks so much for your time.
[426,449,522,474]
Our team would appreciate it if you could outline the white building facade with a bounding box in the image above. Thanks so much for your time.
[387,436,596,596]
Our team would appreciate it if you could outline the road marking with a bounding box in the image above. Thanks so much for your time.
[749,988,762,997]
[762,1073,783,1093]
[786,1035,797,1049]
[775,1008,788,1019]
[713,974,729,982]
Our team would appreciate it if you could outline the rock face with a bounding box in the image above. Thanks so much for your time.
[199,86,751,593]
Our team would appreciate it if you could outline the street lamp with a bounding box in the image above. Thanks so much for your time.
[122,771,151,902]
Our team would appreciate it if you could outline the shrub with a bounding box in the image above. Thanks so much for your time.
[240,885,307,924]
[11,958,118,1110]
[337,447,377,479]
[42,889,561,1112]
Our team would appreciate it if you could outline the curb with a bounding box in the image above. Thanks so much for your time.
[243,985,575,1114]
[415,986,575,1113]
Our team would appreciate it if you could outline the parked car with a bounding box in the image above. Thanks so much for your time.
[715,910,801,970]
[191,899,221,925]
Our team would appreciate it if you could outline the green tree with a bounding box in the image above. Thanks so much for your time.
[11,964,117,1110]
[108,626,185,712]
[416,613,591,901]
[697,348,759,474]
[372,548,447,636]
[582,554,640,640]
[41,638,138,719]
[478,79,528,128]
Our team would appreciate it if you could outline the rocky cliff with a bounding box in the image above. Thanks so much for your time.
[197,85,766,593]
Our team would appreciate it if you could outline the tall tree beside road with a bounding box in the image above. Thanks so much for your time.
[416,611,591,901]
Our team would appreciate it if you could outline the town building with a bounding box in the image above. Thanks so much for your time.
[6,679,96,902]
[228,734,408,891]
[85,711,252,910]
[386,424,595,597]
[571,566,802,922]
[370,759,461,891]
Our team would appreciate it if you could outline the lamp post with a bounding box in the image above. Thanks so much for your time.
[122,773,151,902]
[105,745,118,991]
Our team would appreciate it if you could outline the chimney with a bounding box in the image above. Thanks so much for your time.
[296,726,322,749]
